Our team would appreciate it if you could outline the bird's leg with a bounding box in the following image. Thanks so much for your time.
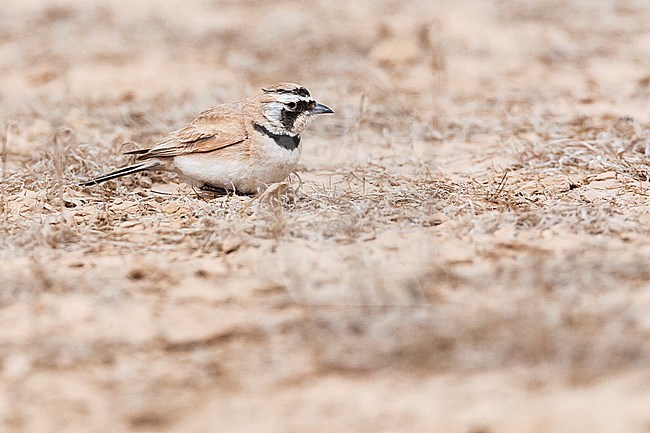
[200,184,230,195]
[199,183,257,197]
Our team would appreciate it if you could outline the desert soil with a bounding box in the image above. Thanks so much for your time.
[1,0,650,432]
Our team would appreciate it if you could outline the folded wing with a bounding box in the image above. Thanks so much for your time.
[127,105,248,160]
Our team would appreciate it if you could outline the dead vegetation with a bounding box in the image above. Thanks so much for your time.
[1,0,650,432]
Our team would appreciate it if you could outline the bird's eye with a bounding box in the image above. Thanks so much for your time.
[287,102,297,110]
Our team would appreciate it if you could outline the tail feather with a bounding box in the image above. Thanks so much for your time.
[124,148,151,156]
[79,161,157,186]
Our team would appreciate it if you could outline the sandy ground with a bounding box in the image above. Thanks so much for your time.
[1,0,650,431]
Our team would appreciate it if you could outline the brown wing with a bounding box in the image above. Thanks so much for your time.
[129,104,248,160]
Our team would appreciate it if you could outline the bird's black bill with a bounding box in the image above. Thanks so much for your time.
[310,102,334,115]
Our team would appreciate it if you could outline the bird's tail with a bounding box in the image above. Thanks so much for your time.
[79,161,158,187]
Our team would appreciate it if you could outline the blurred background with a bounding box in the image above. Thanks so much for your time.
[2,0,650,167]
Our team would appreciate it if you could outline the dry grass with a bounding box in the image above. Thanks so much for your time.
[1,0,650,432]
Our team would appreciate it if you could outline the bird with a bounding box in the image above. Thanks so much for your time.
[80,83,333,194]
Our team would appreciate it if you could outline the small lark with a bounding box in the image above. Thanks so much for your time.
[81,83,333,194]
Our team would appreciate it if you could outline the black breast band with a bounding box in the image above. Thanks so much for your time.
[253,123,301,151]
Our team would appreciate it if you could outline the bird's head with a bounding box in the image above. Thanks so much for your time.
[254,83,333,136]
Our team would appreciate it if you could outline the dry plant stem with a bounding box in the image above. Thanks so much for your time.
[1,123,7,181]
[351,90,368,161]
[1,123,8,225]
[487,171,509,201]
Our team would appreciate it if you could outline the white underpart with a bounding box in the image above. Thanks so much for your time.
[172,133,302,193]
